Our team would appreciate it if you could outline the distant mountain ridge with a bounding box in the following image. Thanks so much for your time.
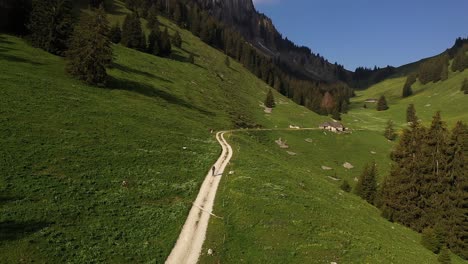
[194,0,350,82]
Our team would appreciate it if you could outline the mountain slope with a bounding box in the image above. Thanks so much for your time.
[195,0,350,82]
[343,64,468,131]
[0,6,327,262]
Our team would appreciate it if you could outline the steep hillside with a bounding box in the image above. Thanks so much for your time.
[201,129,466,263]
[195,0,350,82]
[343,65,468,131]
[1,1,467,264]
[0,7,327,263]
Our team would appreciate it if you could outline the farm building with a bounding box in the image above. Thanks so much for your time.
[319,121,346,132]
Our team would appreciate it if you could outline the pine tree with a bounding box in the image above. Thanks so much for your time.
[402,74,416,98]
[355,162,377,204]
[172,31,182,48]
[443,121,468,258]
[438,246,451,264]
[146,4,159,30]
[441,63,449,81]
[421,228,442,253]
[340,100,349,113]
[121,13,145,50]
[406,104,417,123]
[158,27,172,56]
[461,78,468,94]
[265,89,276,108]
[173,3,183,25]
[66,6,112,86]
[420,112,449,228]
[377,95,389,111]
[451,45,468,73]
[109,22,122,44]
[147,29,160,55]
[381,119,427,229]
[27,0,74,55]
[384,120,397,141]
[340,180,351,192]
[331,109,341,121]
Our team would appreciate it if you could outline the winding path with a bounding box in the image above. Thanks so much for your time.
[166,128,318,264]
[166,131,233,264]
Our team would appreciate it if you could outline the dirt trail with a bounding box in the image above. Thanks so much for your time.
[166,131,232,264]
[166,128,318,264]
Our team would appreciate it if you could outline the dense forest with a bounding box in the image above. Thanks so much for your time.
[353,109,468,259]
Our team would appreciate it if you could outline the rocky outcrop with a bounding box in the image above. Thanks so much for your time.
[195,0,351,82]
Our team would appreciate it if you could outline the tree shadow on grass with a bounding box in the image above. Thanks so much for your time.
[0,221,51,241]
[0,53,43,66]
[107,77,215,116]
[0,193,23,204]
[111,63,172,83]
[0,35,15,45]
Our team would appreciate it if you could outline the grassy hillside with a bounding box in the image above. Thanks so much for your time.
[201,130,466,263]
[1,2,466,263]
[343,67,468,131]
[0,9,325,263]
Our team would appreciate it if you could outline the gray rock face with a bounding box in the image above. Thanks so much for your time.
[195,0,349,82]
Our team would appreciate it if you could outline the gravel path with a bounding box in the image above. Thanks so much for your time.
[166,128,319,264]
[166,131,232,264]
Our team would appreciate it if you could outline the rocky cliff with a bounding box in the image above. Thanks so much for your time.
[194,0,350,82]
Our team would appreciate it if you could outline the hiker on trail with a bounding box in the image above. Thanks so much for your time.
[212,166,215,176]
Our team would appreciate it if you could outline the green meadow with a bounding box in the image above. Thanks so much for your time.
[344,67,468,131]
[1,1,467,263]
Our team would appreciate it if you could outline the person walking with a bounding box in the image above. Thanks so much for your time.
[212,166,216,176]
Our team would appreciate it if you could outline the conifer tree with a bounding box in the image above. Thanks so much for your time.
[355,162,377,204]
[172,31,182,48]
[377,95,389,111]
[441,63,449,81]
[340,100,349,113]
[438,246,451,264]
[66,6,112,86]
[173,3,183,25]
[146,4,159,30]
[158,27,172,56]
[147,29,160,55]
[110,22,122,44]
[384,120,397,141]
[331,109,341,121]
[340,180,351,192]
[443,121,468,258]
[451,45,468,72]
[402,74,416,98]
[28,0,74,55]
[406,104,417,123]
[265,89,276,108]
[461,78,468,94]
[420,112,449,227]
[421,228,442,253]
[121,13,145,50]
[381,119,427,229]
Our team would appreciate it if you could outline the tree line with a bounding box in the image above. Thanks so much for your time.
[401,38,468,98]
[350,107,467,260]
[122,0,354,116]
[1,0,354,116]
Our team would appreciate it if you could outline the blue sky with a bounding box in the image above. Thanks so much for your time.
[253,0,468,71]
